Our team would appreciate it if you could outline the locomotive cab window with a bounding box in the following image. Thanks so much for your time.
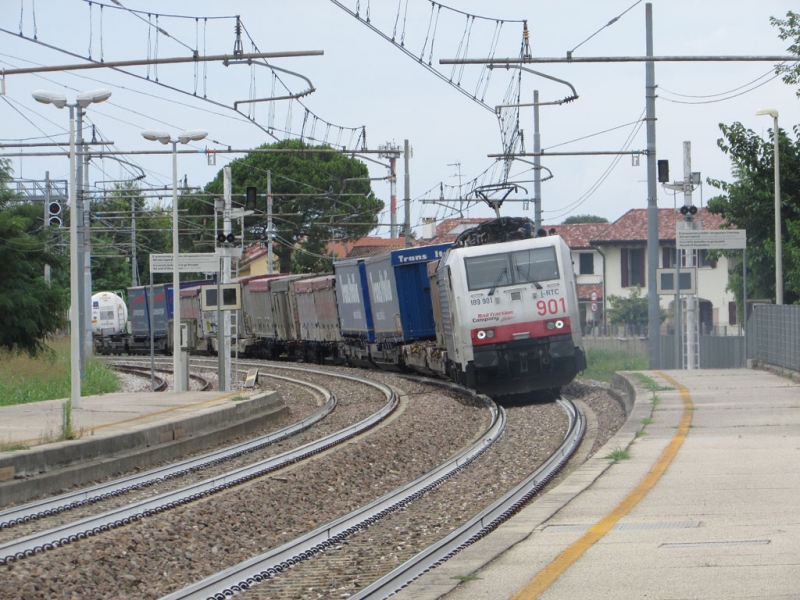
[512,247,559,284]
[465,246,559,292]
[465,254,511,291]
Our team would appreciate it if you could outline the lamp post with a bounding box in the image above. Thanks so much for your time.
[141,129,208,392]
[756,108,782,305]
[32,89,112,409]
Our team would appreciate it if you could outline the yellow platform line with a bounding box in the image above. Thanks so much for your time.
[510,371,693,599]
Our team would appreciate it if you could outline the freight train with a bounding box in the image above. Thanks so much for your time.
[93,217,586,397]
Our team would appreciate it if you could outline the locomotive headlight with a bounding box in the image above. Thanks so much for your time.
[555,320,564,329]
[476,329,496,340]
[546,321,555,330]
[546,320,565,331]
[477,330,486,340]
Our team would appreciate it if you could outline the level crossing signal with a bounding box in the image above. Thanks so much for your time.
[47,200,62,227]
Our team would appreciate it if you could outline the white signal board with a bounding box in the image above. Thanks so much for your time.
[676,229,746,250]
[149,253,220,273]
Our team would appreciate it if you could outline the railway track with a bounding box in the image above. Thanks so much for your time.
[160,380,583,600]
[0,368,336,534]
[0,360,621,599]
[109,362,212,392]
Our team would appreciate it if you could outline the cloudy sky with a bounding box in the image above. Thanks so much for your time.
[1,0,798,237]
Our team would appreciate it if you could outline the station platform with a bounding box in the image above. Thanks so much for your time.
[398,368,800,600]
[0,388,287,505]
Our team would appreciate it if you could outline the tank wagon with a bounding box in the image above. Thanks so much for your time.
[93,217,586,398]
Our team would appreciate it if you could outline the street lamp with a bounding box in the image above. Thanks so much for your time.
[141,129,208,392]
[32,89,111,409]
[756,108,782,305]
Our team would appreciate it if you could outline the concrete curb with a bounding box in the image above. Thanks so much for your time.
[0,391,287,505]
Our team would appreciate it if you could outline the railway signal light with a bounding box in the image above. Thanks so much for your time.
[47,200,63,227]
[680,205,697,221]
[217,232,237,245]
[245,186,257,210]
[658,159,669,183]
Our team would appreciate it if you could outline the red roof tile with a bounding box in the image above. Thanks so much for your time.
[589,208,727,245]
[545,222,612,249]
[577,283,604,301]
[346,236,406,259]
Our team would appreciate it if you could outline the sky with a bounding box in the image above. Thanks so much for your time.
[1,0,799,239]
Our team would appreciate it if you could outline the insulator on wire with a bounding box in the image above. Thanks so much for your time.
[233,17,243,56]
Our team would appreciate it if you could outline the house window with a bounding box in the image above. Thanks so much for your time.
[662,247,677,268]
[579,252,594,275]
[681,249,715,268]
[621,247,645,288]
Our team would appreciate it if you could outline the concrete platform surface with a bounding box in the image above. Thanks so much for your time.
[0,388,287,504]
[397,368,800,600]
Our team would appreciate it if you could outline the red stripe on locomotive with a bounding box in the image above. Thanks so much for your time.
[471,317,572,346]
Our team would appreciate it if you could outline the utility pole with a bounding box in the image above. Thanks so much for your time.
[83,123,93,362]
[403,139,411,248]
[221,167,233,390]
[74,107,88,377]
[678,141,700,369]
[267,170,274,274]
[645,3,661,369]
[533,89,542,230]
[131,199,138,287]
[379,143,401,238]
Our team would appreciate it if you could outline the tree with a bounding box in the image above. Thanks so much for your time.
[89,182,174,290]
[0,159,69,356]
[707,121,800,307]
[562,214,609,224]
[606,287,664,335]
[772,11,800,94]
[192,139,384,273]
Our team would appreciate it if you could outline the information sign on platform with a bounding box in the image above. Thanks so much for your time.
[676,229,746,250]
[149,253,221,274]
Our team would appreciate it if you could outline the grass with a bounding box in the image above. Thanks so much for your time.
[0,337,120,407]
[0,441,30,452]
[633,372,673,393]
[577,348,648,384]
[602,446,631,461]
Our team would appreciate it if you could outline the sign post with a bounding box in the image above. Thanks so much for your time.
[676,229,747,366]
[148,252,227,389]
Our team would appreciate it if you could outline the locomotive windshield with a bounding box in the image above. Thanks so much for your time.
[465,246,559,292]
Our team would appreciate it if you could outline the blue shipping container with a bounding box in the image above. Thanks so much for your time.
[364,244,450,342]
[333,259,374,342]
[128,284,169,339]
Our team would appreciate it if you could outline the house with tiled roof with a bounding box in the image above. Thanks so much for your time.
[236,238,357,276]
[590,207,736,335]
[547,222,611,330]
[419,217,493,245]
[345,236,407,259]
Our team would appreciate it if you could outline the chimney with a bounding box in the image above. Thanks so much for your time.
[422,218,436,240]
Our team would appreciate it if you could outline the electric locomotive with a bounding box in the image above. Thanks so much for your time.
[428,217,586,396]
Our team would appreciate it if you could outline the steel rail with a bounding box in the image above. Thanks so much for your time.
[0,374,396,564]
[353,396,585,599]
[111,364,168,391]
[160,383,503,600]
[0,371,332,530]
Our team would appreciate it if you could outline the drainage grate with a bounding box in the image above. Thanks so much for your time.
[661,540,770,549]
[544,521,701,533]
